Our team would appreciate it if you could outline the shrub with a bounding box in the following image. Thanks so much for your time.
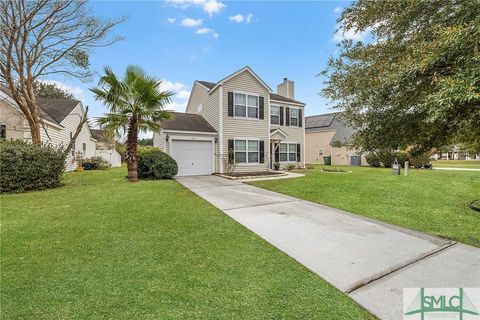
[83,156,110,170]
[273,162,280,170]
[286,163,296,171]
[138,146,160,155]
[0,140,66,193]
[137,149,177,179]
[365,153,381,167]
[377,150,395,167]
[409,152,431,168]
[394,151,409,167]
[306,163,315,170]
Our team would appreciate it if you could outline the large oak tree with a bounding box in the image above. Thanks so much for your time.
[322,0,480,155]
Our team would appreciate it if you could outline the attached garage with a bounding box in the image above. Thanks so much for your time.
[155,112,218,176]
[170,139,213,176]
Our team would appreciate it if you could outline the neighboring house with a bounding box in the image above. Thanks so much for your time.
[305,112,366,166]
[431,147,479,161]
[1,86,96,171]
[153,66,306,176]
[90,128,122,167]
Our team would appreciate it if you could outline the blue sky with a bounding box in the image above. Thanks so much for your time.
[48,1,367,131]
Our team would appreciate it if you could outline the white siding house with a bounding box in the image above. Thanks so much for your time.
[0,87,117,171]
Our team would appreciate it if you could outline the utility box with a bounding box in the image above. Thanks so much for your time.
[350,155,361,166]
[323,156,332,165]
[392,163,401,175]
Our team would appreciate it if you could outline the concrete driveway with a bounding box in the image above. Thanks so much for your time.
[176,175,480,320]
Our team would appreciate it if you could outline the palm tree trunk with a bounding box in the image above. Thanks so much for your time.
[125,116,139,182]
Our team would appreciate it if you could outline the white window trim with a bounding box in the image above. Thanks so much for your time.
[289,107,300,127]
[233,91,260,120]
[234,138,260,164]
[270,105,280,126]
[318,148,324,156]
[279,142,298,163]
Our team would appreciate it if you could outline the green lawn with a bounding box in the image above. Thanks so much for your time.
[250,166,480,247]
[431,160,480,169]
[1,168,373,319]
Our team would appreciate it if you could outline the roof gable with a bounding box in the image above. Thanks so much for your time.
[36,98,80,124]
[208,66,272,93]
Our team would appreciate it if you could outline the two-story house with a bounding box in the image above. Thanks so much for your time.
[153,66,306,176]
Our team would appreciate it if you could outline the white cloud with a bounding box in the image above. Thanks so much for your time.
[159,80,187,93]
[40,80,85,100]
[195,27,219,38]
[167,0,225,16]
[165,100,187,112]
[334,7,343,14]
[167,17,176,24]
[158,80,191,106]
[180,18,203,27]
[177,90,191,100]
[333,26,371,43]
[229,13,253,24]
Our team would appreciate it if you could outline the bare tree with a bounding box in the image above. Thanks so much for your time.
[0,0,125,150]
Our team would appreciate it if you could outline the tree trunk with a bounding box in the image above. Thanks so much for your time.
[125,116,139,182]
[28,116,42,145]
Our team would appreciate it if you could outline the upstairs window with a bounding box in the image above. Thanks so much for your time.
[289,108,299,127]
[234,93,259,119]
[271,106,280,125]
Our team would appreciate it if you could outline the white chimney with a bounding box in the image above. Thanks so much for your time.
[277,78,294,99]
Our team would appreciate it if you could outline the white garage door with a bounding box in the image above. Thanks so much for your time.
[170,140,213,176]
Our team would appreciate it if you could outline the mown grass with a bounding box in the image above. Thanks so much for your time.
[251,166,480,247]
[1,167,373,319]
[431,160,480,168]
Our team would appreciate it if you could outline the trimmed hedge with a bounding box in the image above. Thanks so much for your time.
[365,153,381,167]
[83,156,110,170]
[137,149,178,179]
[0,140,66,193]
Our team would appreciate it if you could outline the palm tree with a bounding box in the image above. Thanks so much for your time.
[90,65,173,182]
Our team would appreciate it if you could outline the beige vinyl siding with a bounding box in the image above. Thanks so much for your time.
[305,130,366,166]
[270,102,305,169]
[58,103,96,171]
[153,130,166,151]
[186,83,220,132]
[0,99,26,140]
[222,70,270,173]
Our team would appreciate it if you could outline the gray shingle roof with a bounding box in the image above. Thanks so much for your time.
[0,84,79,126]
[161,112,217,133]
[36,98,80,124]
[90,129,106,141]
[269,93,305,105]
[305,112,356,144]
[196,80,216,90]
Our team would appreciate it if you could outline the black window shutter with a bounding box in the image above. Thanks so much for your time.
[228,92,234,117]
[280,107,284,126]
[259,140,265,163]
[285,107,290,126]
[297,144,301,161]
[275,145,279,162]
[259,97,264,119]
[299,109,303,127]
[228,139,234,163]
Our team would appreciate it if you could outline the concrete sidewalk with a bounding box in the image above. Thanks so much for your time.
[176,175,480,320]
